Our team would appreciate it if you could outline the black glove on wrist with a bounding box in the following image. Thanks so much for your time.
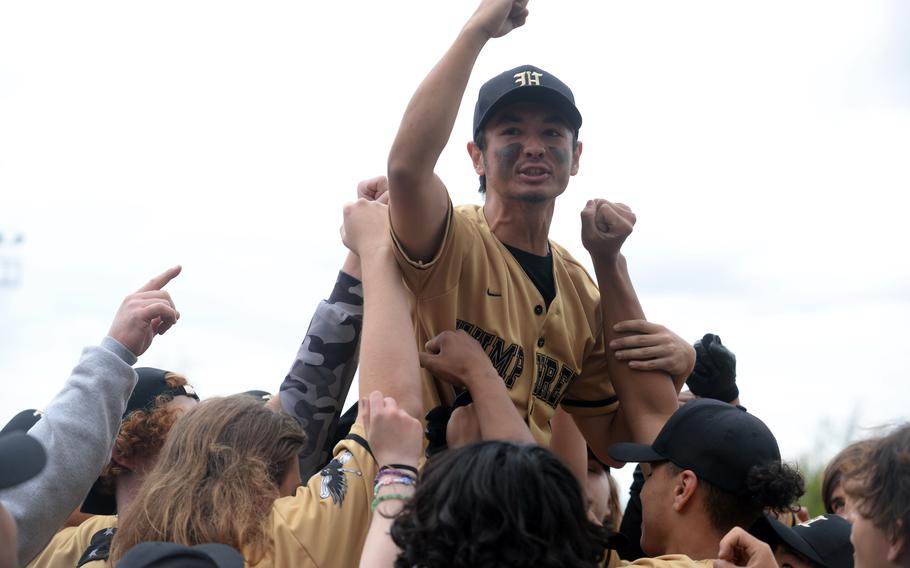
[686,333,738,403]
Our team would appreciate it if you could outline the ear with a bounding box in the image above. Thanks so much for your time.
[570,140,583,176]
[467,141,485,176]
[111,446,135,472]
[671,469,699,512]
[887,521,906,565]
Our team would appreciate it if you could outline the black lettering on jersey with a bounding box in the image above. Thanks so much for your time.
[504,346,524,388]
[533,354,560,403]
[547,365,577,407]
[489,337,519,379]
[455,319,475,334]
[455,320,522,389]
[469,327,496,350]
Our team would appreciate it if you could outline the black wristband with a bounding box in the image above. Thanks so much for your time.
[383,463,418,476]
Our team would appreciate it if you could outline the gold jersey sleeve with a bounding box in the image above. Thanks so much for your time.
[264,422,378,568]
[391,201,618,448]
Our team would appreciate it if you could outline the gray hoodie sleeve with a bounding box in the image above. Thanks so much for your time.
[0,336,137,566]
[279,271,363,479]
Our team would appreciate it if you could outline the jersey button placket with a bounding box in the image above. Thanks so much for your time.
[534,304,543,315]
[537,337,545,348]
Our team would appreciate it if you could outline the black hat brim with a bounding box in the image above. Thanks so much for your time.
[118,542,244,568]
[475,86,582,137]
[607,442,665,464]
[750,515,826,567]
[0,432,47,489]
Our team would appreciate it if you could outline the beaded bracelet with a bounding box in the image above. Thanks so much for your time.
[374,468,417,487]
[383,463,418,476]
[371,492,412,512]
[373,475,417,495]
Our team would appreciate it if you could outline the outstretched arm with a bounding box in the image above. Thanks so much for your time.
[278,253,364,479]
[3,266,181,565]
[357,392,423,568]
[572,201,679,464]
[341,199,423,421]
[387,0,529,262]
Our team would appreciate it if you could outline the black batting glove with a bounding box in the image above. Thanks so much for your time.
[686,333,739,403]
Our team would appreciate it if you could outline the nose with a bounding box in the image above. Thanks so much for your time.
[523,133,545,158]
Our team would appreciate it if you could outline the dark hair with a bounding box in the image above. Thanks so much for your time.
[843,424,910,544]
[473,127,579,194]
[668,461,805,532]
[821,439,875,514]
[391,441,609,568]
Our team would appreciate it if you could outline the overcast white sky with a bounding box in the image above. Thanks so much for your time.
[2,1,908,492]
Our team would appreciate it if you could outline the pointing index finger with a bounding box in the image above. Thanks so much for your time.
[137,265,182,292]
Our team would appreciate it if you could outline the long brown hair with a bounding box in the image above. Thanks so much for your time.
[110,395,306,564]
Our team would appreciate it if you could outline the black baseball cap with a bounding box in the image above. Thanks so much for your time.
[81,367,199,515]
[117,542,244,568]
[1,408,43,434]
[751,514,853,568]
[124,368,199,418]
[473,65,582,138]
[608,399,781,494]
[0,431,47,489]
[240,390,273,403]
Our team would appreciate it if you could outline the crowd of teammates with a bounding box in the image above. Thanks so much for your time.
[1,1,908,567]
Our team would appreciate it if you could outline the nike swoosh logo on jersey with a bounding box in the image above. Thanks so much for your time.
[486,289,502,297]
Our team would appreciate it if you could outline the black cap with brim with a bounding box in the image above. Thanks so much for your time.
[118,542,244,568]
[1,409,43,435]
[605,399,780,495]
[0,431,47,489]
[607,442,665,464]
[473,65,582,137]
[793,515,854,568]
[750,513,854,568]
[240,390,272,402]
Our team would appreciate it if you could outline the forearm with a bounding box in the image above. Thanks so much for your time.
[5,337,137,565]
[359,483,415,568]
[359,248,422,419]
[467,370,534,444]
[549,408,589,488]
[388,25,489,186]
[279,270,364,478]
[592,254,677,445]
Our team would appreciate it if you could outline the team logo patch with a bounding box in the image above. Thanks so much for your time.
[319,450,362,506]
[77,527,116,567]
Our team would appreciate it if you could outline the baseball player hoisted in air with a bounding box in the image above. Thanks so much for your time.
[358,0,691,462]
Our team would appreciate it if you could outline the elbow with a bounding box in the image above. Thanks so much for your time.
[386,157,422,194]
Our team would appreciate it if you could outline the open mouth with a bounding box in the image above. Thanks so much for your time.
[517,165,551,181]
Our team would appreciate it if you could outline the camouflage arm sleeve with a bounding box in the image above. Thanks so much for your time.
[279,271,363,479]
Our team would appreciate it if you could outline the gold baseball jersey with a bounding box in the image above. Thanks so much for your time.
[620,554,716,568]
[27,423,377,568]
[391,202,618,446]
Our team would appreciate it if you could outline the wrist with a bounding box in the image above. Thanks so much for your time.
[459,20,495,45]
[374,454,419,469]
[464,366,504,394]
[358,243,395,264]
[340,252,362,281]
